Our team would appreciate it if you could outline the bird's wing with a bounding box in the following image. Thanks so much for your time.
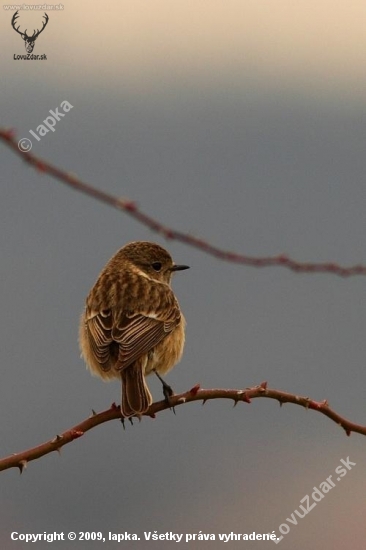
[85,308,114,368]
[85,287,181,371]
[112,308,180,370]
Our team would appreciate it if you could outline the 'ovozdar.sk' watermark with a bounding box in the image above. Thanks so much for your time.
[18,100,73,152]
[273,456,356,543]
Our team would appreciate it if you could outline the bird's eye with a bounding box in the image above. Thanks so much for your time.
[151,262,162,271]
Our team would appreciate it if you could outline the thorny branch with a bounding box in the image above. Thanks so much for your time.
[1,127,366,277]
[1,382,365,473]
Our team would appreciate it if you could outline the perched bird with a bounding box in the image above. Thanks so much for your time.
[79,241,189,417]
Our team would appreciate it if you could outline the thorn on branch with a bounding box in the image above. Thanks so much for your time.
[3,128,16,141]
[189,384,200,396]
[242,393,251,404]
[35,161,47,172]
[18,460,27,474]
[163,229,174,239]
[308,400,325,411]
[122,201,137,212]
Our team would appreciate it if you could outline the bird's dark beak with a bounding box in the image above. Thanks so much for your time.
[170,264,190,272]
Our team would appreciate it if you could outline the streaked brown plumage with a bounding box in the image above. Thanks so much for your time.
[79,241,189,417]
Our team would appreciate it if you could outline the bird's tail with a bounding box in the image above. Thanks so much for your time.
[121,361,153,417]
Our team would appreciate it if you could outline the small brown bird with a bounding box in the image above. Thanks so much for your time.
[79,241,189,417]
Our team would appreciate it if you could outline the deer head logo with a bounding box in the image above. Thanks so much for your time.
[11,11,49,53]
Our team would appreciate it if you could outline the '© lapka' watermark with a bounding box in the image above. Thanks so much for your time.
[18,100,73,152]
[273,456,356,543]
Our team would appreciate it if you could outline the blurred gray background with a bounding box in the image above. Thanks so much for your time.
[1,1,366,548]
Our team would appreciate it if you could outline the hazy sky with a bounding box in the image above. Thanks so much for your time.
[1,2,366,549]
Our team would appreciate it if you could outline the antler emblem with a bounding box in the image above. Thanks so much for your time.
[11,11,49,53]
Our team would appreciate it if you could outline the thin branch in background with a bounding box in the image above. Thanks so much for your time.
[1,127,366,277]
[1,382,365,473]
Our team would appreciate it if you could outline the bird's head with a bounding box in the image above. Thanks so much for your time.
[121,241,189,284]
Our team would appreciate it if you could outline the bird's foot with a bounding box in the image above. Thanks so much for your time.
[154,371,176,414]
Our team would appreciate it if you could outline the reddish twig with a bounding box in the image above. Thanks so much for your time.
[1,127,366,277]
[1,382,364,473]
